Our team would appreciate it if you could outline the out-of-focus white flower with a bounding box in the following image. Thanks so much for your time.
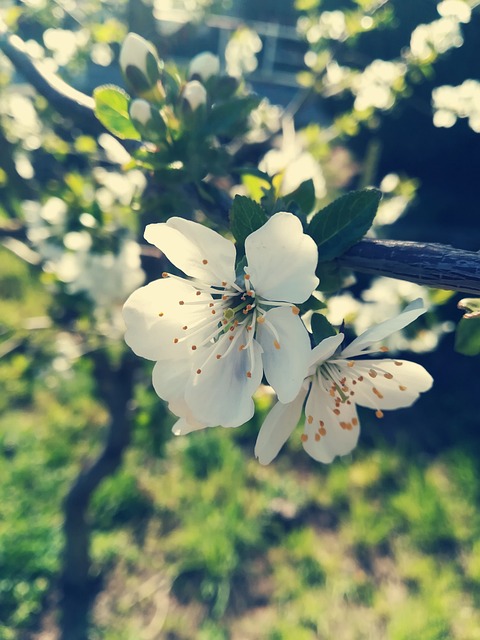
[225,27,262,78]
[340,277,452,353]
[245,99,282,144]
[123,213,319,432]
[259,120,326,199]
[353,60,406,111]
[188,51,220,81]
[410,17,463,61]
[432,80,480,133]
[255,300,433,465]
[182,80,207,111]
[299,10,347,43]
[437,0,471,24]
[43,28,89,66]
[375,195,410,226]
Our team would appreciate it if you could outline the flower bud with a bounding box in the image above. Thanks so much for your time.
[188,51,220,82]
[182,80,207,111]
[119,32,164,100]
[129,99,167,142]
[130,98,152,127]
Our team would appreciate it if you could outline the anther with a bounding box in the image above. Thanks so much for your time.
[196,291,201,296]
[216,354,222,360]
[196,369,202,374]
[347,361,354,367]
[179,300,185,305]
[394,361,403,366]
[369,369,377,378]
[384,372,393,379]
[162,272,169,278]
[319,427,326,436]
[315,433,321,441]
[209,303,214,307]
[375,410,384,419]
[211,310,216,315]
[319,420,325,427]
[182,325,188,330]
[301,434,308,442]
[380,346,389,352]
[307,415,313,424]
[246,371,252,378]
[333,409,340,416]
[352,418,358,426]
[372,388,384,399]
[202,259,208,265]
[358,376,364,382]
[274,340,281,350]
[399,385,407,391]
[257,316,265,324]
[292,306,300,315]
[222,281,227,286]
[158,312,164,317]
[239,344,245,351]
[191,345,197,350]
[244,274,250,280]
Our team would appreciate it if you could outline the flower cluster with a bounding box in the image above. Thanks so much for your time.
[97,33,261,181]
[123,214,433,464]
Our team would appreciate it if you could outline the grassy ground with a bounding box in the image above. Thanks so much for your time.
[2,247,480,640]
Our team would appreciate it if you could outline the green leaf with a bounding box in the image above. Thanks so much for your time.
[316,261,355,293]
[93,85,141,140]
[284,179,316,215]
[229,196,268,246]
[204,96,261,136]
[311,313,337,345]
[308,189,381,262]
[458,298,480,319]
[240,170,271,203]
[455,318,480,356]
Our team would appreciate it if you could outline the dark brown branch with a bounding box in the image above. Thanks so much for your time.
[59,350,136,640]
[339,239,480,296]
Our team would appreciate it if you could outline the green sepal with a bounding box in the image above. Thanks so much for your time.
[93,85,141,140]
[311,312,337,346]
[308,188,381,262]
[284,178,316,216]
[124,65,152,94]
[455,318,480,356]
[229,195,268,247]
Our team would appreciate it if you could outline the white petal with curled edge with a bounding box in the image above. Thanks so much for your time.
[185,336,263,428]
[245,212,319,303]
[144,218,236,285]
[172,416,209,435]
[255,387,308,465]
[256,306,311,403]
[302,378,360,463]
[345,359,433,410]
[308,333,344,369]
[123,277,209,360]
[341,298,427,358]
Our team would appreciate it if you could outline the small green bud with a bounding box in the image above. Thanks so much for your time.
[182,80,207,111]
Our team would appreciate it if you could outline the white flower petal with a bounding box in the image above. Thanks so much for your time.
[144,218,236,285]
[123,277,209,360]
[302,378,360,463]
[256,307,311,403]
[152,357,192,403]
[345,359,433,410]
[172,416,209,435]
[341,298,427,358]
[309,333,344,368]
[255,387,308,465]
[185,336,263,428]
[245,212,319,303]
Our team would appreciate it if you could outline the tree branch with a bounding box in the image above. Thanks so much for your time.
[339,239,480,296]
[60,350,137,640]
[0,21,101,134]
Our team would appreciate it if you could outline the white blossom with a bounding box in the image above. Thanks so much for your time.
[188,51,220,81]
[123,213,319,430]
[255,300,433,465]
